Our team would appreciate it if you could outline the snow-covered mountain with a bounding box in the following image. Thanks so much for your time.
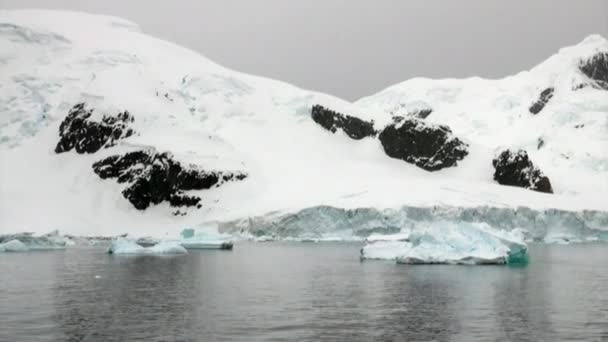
[0,9,606,237]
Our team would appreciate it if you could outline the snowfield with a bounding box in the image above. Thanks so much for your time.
[0,9,607,239]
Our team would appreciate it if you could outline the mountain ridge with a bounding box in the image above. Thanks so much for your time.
[0,9,606,236]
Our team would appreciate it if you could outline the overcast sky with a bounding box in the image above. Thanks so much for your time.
[3,0,608,100]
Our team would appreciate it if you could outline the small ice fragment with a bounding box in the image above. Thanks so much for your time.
[108,238,187,255]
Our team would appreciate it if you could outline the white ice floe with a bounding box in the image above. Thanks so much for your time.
[361,222,529,265]
[107,238,187,255]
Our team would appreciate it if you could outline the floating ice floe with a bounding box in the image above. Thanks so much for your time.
[361,222,529,265]
[0,230,71,252]
[107,238,187,255]
[179,228,234,250]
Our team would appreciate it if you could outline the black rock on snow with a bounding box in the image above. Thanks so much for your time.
[410,108,433,119]
[311,105,377,140]
[492,149,553,194]
[579,52,608,90]
[529,87,554,114]
[378,118,469,171]
[92,151,247,210]
[55,103,135,154]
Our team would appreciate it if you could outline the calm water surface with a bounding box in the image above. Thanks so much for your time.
[1,242,608,341]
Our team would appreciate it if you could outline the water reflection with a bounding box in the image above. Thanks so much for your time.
[52,253,199,341]
[1,243,608,341]
[374,267,462,341]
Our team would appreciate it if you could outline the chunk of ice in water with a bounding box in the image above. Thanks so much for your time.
[361,221,528,265]
[108,238,187,255]
[180,228,234,250]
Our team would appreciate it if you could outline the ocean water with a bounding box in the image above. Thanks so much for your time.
[1,242,607,341]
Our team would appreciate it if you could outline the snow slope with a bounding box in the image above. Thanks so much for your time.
[0,9,606,237]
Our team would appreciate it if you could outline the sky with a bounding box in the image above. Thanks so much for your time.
[2,0,607,100]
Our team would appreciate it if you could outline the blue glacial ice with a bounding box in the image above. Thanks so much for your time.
[107,238,187,255]
[179,228,234,250]
[361,221,529,265]
[217,205,608,244]
[0,230,70,252]
[0,239,28,252]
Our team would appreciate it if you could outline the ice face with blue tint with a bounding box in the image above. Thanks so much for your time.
[0,230,70,252]
[0,239,28,252]
[361,221,528,265]
[179,228,234,250]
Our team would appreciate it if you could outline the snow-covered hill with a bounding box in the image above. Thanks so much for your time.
[0,9,606,237]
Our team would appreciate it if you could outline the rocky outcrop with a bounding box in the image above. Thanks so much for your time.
[93,151,247,210]
[529,87,554,114]
[579,52,608,90]
[310,105,467,171]
[311,105,377,140]
[492,149,553,193]
[378,118,469,171]
[55,103,134,154]
[410,108,433,119]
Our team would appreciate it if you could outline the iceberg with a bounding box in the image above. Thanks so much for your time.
[107,238,188,255]
[361,222,529,265]
[179,228,234,250]
[0,239,28,252]
[0,230,70,251]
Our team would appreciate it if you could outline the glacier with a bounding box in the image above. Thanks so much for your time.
[0,239,28,252]
[216,205,608,244]
[0,230,71,252]
[0,9,606,241]
[360,222,529,265]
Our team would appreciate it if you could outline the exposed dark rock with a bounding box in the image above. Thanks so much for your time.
[537,137,545,150]
[378,118,469,171]
[411,109,433,119]
[92,151,247,210]
[311,105,377,140]
[529,87,554,114]
[55,103,134,154]
[579,52,608,90]
[492,149,553,194]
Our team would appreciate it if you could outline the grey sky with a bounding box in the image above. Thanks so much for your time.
[3,0,608,100]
